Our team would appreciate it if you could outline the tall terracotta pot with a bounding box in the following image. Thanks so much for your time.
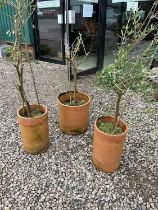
[17,104,49,155]
[58,92,90,134]
[92,116,128,173]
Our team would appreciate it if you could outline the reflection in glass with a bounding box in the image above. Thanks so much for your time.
[103,0,153,69]
[37,0,62,60]
[69,0,100,72]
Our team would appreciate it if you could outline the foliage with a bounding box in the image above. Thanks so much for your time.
[4,47,32,60]
[64,99,86,106]
[97,3,158,134]
[39,44,51,55]
[98,122,123,135]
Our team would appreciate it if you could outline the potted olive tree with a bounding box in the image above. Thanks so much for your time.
[0,0,49,154]
[58,33,91,134]
[92,4,158,173]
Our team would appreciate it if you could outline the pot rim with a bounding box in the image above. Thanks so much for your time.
[17,104,48,120]
[58,91,90,108]
[95,116,128,137]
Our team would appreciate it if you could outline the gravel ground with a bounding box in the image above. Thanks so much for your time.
[0,59,158,210]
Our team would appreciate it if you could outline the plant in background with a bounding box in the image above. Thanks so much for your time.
[4,47,32,60]
[65,33,89,105]
[39,44,51,56]
[97,4,158,134]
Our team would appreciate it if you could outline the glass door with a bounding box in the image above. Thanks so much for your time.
[69,0,100,73]
[103,0,125,68]
[37,0,64,62]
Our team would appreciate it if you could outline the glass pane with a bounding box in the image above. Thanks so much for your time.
[103,0,154,69]
[37,0,63,60]
[69,0,100,72]
[104,0,124,68]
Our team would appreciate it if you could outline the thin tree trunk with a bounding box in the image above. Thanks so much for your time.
[28,57,40,106]
[24,42,40,107]
[14,0,31,117]
[73,65,77,102]
[112,93,122,133]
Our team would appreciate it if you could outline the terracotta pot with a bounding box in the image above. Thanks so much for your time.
[92,116,128,173]
[17,104,49,155]
[58,92,90,134]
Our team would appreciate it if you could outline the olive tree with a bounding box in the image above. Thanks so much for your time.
[98,2,158,133]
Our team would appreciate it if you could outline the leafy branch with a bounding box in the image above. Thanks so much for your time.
[97,4,158,134]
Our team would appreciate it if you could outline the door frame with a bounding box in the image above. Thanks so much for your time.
[97,0,107,71]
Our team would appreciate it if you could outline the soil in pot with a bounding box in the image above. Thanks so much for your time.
[58,91,90,134]
[92,116,128,173]
[21,107,44,118]
[18,104,49,155]
[98,121,123,135]
[64,99,86,106]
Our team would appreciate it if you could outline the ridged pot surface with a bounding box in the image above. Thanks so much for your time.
[92,116,128,173]
[58,92,90,134]
[17,104,49,155]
